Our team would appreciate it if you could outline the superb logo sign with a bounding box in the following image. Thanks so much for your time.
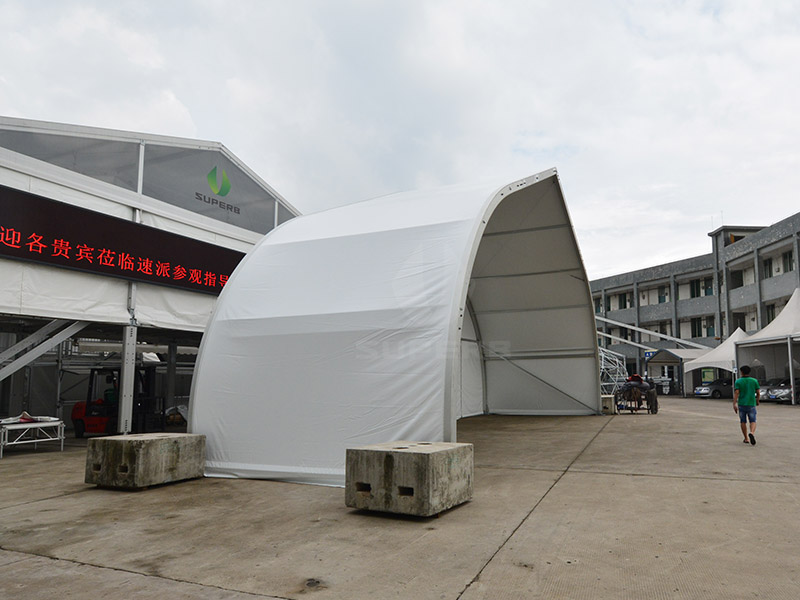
[207,166,231,197]
[196,166,240,214]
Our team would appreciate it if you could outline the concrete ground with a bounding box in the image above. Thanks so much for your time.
[2,397,799,599]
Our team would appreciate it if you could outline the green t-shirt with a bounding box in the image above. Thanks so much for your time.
[734,376,760,406]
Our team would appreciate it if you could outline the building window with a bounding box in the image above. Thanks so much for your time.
[783,251,794,273]
[605,296,611,312]
[594,297,601,314]
[658,321,670,336]
[618,293,629,310]
[705,316,715,337]
[658,285,668,303]
[619,327,628,341]
[726,234,745,246]
[689,279,701,298]
[690,317,703,338]
[763,258,773,279]
[766,304,776,324]
[703,277,713,296]
[729,270,744,289]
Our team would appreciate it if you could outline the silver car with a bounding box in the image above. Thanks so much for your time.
[759,378,784,402]
[694,378,732,399]
[766,378,800,403]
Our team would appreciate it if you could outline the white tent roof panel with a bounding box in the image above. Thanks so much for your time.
[646,348,708,368]
[477,307,594,351]
[470,271,590,312]
[738,288,800,345]
[684,327,748,373]
[483,179,569,233]
[472,229,582,276]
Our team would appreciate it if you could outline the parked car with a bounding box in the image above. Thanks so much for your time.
[766,378,800,403]
[694,378,733,399]
[759,378,785,402]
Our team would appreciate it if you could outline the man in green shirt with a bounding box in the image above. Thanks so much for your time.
[734,365,760,445]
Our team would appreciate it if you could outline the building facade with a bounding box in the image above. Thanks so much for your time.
[0,116,299,427]
[591,214,800,377]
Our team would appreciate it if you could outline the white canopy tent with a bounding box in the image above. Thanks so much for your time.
[736,288,800,404]
[189,169,602,486]
[683,327,749,374]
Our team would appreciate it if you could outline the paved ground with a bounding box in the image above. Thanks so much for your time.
[2,396,799,599]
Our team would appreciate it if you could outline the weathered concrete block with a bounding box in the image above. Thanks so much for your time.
[601,394,617,414]
[85,433,205,489]
[345,441,473,517]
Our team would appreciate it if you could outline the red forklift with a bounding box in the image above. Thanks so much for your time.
[70,367,165,437]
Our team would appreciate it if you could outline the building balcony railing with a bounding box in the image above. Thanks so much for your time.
[603,306,636,323]
[761,272,798,303]
[728,284,758,310]
[676,295,717,319]
[639,303,674,322]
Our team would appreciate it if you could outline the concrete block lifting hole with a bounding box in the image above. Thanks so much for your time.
[345,441,473,517]
[85,433,205,489]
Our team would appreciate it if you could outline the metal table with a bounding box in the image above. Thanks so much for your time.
[0,419,65,458]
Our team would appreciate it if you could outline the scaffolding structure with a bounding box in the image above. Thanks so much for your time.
[598,347,628,395]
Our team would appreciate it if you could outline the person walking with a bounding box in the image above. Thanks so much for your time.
[734,365,760,445]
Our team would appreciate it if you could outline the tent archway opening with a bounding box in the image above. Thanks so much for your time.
[453,179,601,433]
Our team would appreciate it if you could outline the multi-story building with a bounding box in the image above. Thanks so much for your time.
[591,214,800,380]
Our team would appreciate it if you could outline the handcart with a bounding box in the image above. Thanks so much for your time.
[615,386,659,414]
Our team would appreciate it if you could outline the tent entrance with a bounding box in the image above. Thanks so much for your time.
[457,178,601,418]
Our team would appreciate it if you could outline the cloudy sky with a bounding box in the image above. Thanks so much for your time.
[1,0,799,279]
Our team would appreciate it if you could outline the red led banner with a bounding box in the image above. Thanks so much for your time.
[0,184,245,295]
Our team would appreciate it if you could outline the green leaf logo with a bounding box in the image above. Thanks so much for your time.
[207,167,231,197]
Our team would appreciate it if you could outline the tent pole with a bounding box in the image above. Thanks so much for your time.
[465,297,489,415]
[118,325,137,434]
[788,337,796,406]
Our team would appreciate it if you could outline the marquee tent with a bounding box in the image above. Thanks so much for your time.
[683,327,748,374]
[189,169,602,485]
[736,287,800,404]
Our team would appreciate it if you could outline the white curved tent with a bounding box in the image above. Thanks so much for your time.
[189,169,601,485]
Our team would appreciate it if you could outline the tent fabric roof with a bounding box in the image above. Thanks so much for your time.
[189,170,601,486]
[738,288,800,346]
[735,289,800,391]
[0,115,301,219]
[684,328,749,373]
[647,348,708,362]
[646,348,708,369]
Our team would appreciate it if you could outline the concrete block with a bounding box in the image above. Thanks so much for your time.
[85,433,205,489]
[345,441,473,517]
[601,394,617,414]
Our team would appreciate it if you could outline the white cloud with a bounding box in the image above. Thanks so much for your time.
[2,0,800,280]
